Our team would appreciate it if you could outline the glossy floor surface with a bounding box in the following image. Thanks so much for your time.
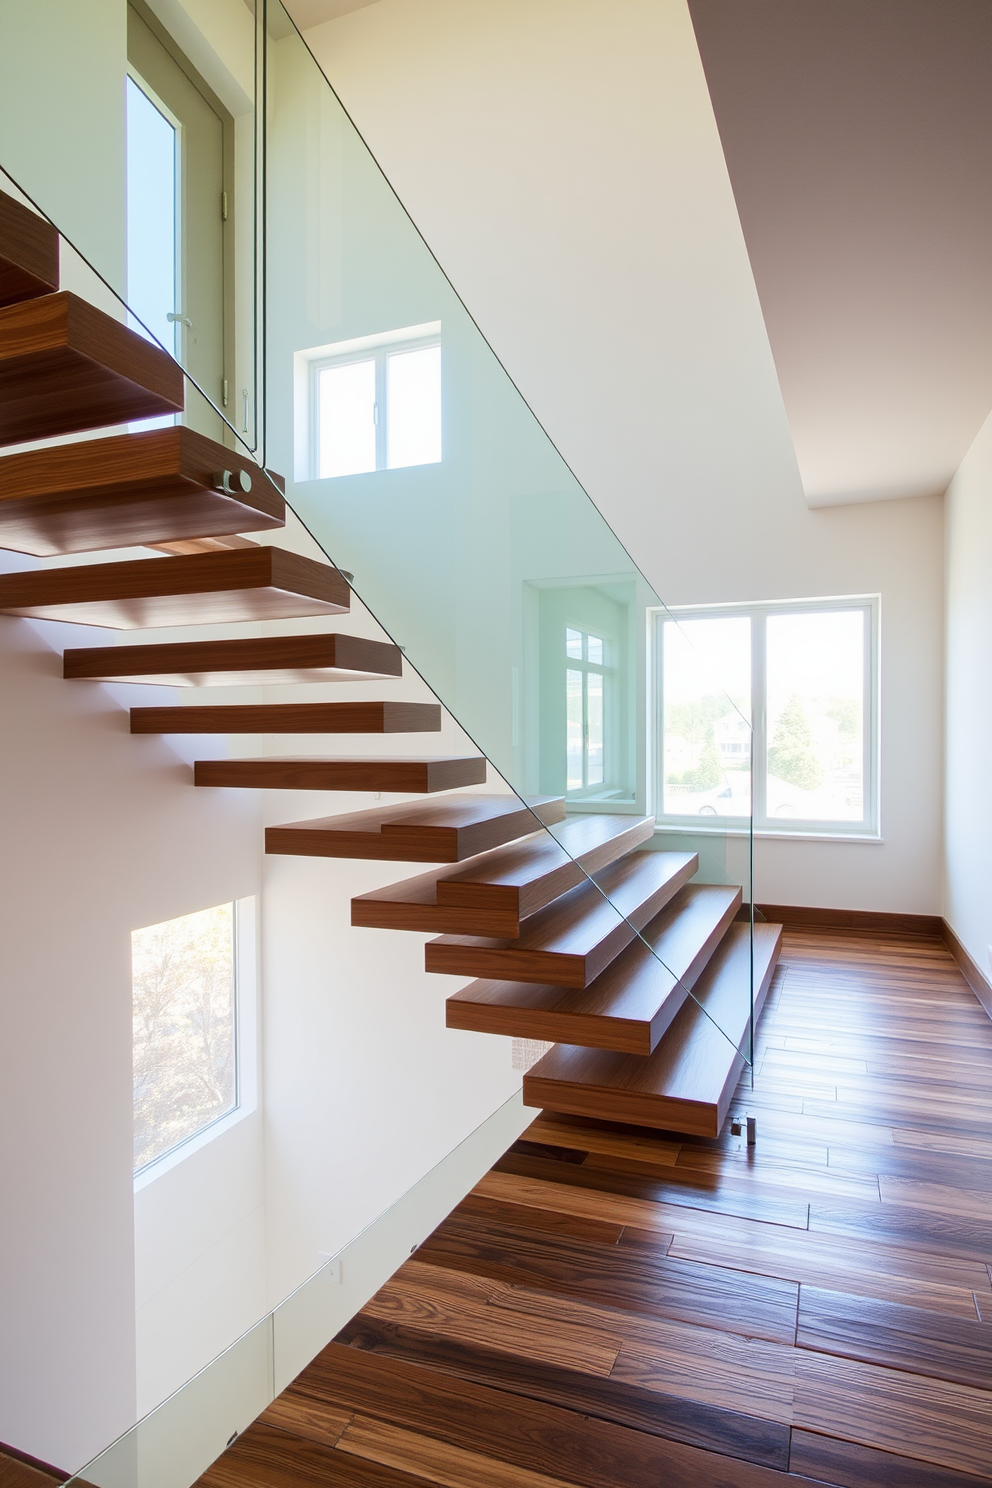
[202,927,992,1488]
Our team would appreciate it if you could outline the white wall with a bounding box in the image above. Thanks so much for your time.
[301,0,945,913]
[944,411,992,978]
[0,584,263,1470]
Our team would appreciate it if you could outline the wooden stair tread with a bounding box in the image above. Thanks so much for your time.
[521,921,783,1136]
[0,546,349,628]
[202,756,489,795]
[0,291,184,445]
[0,191,59,307]
[0,427,284,555]
[425,850,698,989]
[131,701,441,734]
[63,632,402,686]
[446,882,741,1053]
[265,794,566,861]
[351,814,655,936]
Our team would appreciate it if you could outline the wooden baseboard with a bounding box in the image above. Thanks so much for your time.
[0,1442,68,1484]
[754,903,943,937]
[754,902,992,1026]
[940,919,992,1020]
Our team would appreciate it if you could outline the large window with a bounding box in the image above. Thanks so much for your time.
[656,598,877,835]
[132,901,240,1175]
[315,332,442,477]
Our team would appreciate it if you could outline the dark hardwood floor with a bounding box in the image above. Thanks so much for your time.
[201,926,992,1488]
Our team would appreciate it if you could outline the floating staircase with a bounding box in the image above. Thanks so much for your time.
[0,186,780,1138]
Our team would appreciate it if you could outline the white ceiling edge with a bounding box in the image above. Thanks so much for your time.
[285,0,383,27]
[805,478,950,510]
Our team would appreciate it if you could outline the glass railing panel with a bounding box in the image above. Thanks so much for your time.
[0,0,263,450]
[261,0,756,1060]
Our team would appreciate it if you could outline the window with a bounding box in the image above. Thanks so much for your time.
[656,598,877,835]
[132,901,240,1175]
[126,73,180,356]
[566,626,607,791]
[316,333,441,477]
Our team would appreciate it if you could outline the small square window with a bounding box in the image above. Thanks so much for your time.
[312,331,441,477]
[132,902,239,1175]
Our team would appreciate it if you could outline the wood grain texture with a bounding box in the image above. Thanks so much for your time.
[0,546,349,628]
[0,426,284,555]
[64,631,402,687]
[200,757,488,795]
[797,1284,992,1389]
[336,1312,791,1468]
[198,925,992,1488]
[793,1350,992,1479]
[130,701,441,734]
[426,851,698,989]
[0,192,59,307]
[0,292,184,445]
[523,923,782,1135]
[265,794,565,859]
[195,1421,436,1488]
[788,1429,992,1488]
[337,1413,588,1488]
[276,1344,807,1488]
[445,883,740,1052]
[0,1443,67,1488]
[351,814,655,937]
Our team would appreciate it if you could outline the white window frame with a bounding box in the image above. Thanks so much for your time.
[652,596,880,840]
[133,895,258,1191]
[309,328,441,478]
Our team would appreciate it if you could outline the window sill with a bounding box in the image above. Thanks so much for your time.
[133,1102,252,1192]
[653,824,882,844]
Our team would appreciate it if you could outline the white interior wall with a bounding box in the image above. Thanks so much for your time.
[944,412,992,980]
[0,573,264,1470]
[302,0,944,913]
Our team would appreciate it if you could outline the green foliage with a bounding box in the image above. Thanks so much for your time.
[668,740,722,791]
[665,695,731,746]
[768,696,823,791]
[826,697,861,738]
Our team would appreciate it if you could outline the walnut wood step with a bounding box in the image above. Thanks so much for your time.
[201,756,489,796]
[0,427,284,555]
[351,814,656,937]
[522,920,783,1137]
[0,546,349,628]
[63,632,402,686]
[446,882,741,1053]
[425,850,698,989]
[265,794,566,861]
[0,292,184,445]
[0,191,59,307]
[132,701,441,733]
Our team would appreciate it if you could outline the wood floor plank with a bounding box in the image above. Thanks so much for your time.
[337,1414,587,1488]
[452,1190,626,1245]
[256,1396,352,1448]
[416,1211,800,1344]
[788,1429,992,1488]
[195,1421,436,1488]
[493,1149,812,1228]
[793,1350,992,1479]
[337,1310,793,1468]
[478,1278,796,1423]
[797,1284,992,1388]
[290,1342,811,1487]
[363,1274,621,1376]
[808,1199,992,1266]
[879,1175,992,1221]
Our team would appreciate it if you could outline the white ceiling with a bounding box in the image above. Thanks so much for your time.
[689,0,992,506]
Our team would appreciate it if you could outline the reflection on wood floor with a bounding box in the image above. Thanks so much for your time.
[202,927,992,1488]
